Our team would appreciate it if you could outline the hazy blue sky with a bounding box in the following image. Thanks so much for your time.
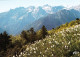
[0,0,80,13]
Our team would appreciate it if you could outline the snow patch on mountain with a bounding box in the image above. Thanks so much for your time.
[42,5,53,14]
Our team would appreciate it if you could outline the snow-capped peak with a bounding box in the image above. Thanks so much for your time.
[42,4,53,14]
[26,6,35,12]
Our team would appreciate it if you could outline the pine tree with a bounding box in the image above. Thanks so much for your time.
[20,30,29,43]
[76,18,79,20]
[41,25,48,38]
[21,30,27,39]
[29,28,36,42]
[0,31,11,51]
[3,31,11,51]
[21,28,37,43]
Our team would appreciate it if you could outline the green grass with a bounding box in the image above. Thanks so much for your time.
[16,24,80,57]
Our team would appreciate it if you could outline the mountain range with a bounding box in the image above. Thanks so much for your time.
[0,5,80,35]
[24,9,80,31]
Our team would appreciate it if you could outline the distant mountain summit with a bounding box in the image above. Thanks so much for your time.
[42,4,64,14]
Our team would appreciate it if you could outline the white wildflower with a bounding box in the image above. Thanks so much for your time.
[68,41,70,44]
[26,48,29,51]
[36,47,38,50]
[13,56,15,57]
[51,54,54,56]
[40,52,42,54]
[42,43,44,45]
[73,51,79,54]
[34,51,36,53]
[43,55,44,57]
[33,48,35,50]
[47,48,48,50]
[49,41,51,44]
[53,45,54,47]
[20,52,23,55]
[53,39,54,41]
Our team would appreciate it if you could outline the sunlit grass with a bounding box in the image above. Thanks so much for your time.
[16,24,80,57]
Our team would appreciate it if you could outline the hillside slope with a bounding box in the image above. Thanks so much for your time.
[18,24,80,57]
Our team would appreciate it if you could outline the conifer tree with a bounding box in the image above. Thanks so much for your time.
[76,18,79,20]
[20,30,29,43]
[0,31,11,52]
[29,28,36,42]
[41,25,48,38]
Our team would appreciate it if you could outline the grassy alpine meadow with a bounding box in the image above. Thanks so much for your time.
[15,24,80,57]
